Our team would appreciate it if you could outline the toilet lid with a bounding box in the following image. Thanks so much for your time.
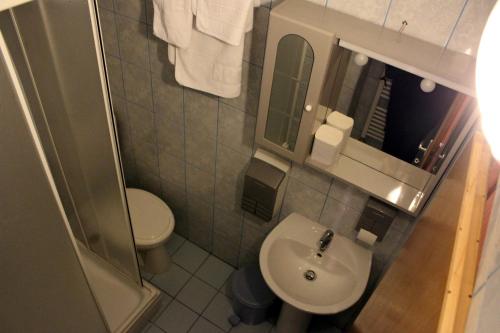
[126,188,175,248]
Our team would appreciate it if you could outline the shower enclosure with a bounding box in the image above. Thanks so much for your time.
[0,0,159,331]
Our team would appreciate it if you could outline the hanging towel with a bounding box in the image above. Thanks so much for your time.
[173,0,256,97]
[168,44,176,65]
[174,27,246,98]
[195,0,254,46]
[153,0,192,48]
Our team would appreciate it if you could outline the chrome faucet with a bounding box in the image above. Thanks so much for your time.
[318,229,334,252]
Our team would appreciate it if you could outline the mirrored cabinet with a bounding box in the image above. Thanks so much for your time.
[264,34,314,153]
[255,0,478,214]
[255,10,335,162]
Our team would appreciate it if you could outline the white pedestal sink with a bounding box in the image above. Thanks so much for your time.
[259,213,372,333]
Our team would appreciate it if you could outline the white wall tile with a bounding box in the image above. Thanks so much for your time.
[319,197,361,239]
[328,180,369,211]
[326,0,392,25]
[384,0,466,46]
[447,0,496,56]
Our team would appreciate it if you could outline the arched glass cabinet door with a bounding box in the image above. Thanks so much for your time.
[264,34,314,152]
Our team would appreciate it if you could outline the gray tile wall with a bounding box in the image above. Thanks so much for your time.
[97,0,415,280]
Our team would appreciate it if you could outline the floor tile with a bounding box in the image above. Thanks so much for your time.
[151,264,191,296]
[173,241,209,273]
[150,291,174,322]
[230,321,273,333]
[139,323,153,333]
[220,274,234,299]
[190,317,225,333]
[196,256,235,289]
[202,293,234,331]
[177,277,218,313]
[143,323,165,333]
[154,300,198,333]
[141,270,154,281]
[166,232,186,255]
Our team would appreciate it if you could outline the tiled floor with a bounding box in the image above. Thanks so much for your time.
[140,233,274,333]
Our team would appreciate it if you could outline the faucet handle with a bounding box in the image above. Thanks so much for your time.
[321,229,334,240]
[318,229,335,252]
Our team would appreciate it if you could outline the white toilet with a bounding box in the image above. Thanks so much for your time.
[126,188,175,274]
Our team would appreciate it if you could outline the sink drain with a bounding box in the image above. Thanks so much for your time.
[304,270,316,281]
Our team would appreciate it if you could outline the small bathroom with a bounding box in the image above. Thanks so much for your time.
[1,0,499,332]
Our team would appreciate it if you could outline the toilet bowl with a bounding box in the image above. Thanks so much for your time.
[126,188,175,274]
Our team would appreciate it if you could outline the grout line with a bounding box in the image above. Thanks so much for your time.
[204,315,233,333]
[114,50,263,78]
[287,174,329,197]
[181,82,190,240]
[472,264,500,297]
[109,6,134,160]
[192,251,212,276]
[170,254,220,333]
[274,172,291,222]
[317,180,333,220]
[109,5,149,25]
[236,212,246,267]
[211,97,222,254]
[199,295,235,333]
[186,315,202,333]
[444,0,469,49]
[168,235,186,257]
[146,45,162,185]
[148,322,168,333]
[382,0,394,27]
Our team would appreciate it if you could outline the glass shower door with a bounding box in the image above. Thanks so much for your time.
[7,0,141,284]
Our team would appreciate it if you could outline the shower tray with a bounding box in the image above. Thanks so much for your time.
[77,243,160,332]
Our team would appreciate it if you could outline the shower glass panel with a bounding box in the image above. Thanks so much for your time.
[9,0,141,284]
[0,32,108,332]
[265,34,314,152]
[0,11,87,244]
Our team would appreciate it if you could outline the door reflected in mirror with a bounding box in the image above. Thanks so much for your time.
[330,48,476,174]
[265,34,314,152]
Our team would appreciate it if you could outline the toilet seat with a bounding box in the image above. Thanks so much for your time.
[126,188,175,249]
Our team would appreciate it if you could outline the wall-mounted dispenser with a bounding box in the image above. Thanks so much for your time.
[356,198,398,241]
[242,149,290,221]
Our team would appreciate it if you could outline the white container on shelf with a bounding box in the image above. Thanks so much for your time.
[326,111,354,152]
[310,125,344,166]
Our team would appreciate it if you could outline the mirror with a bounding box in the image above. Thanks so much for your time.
[327,47,477,174]
[265,34,314,152]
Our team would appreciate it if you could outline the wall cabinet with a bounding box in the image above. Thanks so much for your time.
[255,0,477,215]
[255,10,335,163]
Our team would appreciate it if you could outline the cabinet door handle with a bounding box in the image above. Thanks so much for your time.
[305,104,313,112]
[418,139,433,152]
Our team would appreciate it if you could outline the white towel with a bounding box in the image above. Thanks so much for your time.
[168,44,176,65]
[174,27,245,98]
[157,0,258,97]
[195,0,254,46]
[153,0,192,48]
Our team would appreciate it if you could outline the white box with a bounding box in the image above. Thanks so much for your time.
[326,111,354,153]
[311,125,344,166]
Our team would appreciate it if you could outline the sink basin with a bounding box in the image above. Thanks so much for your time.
[259,213,372,315]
